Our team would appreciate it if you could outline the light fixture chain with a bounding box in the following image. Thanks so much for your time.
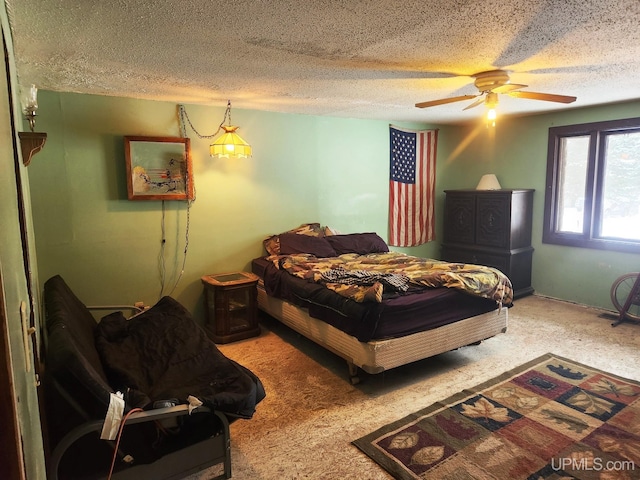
[178,101,233,139]
[178,100,251,158]
[178,104,220,139]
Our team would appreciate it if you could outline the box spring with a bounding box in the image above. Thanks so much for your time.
[257,282,508,381]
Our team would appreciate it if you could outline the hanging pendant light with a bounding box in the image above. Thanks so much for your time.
[178,100,252,158]
[210,124,252,158]
[210,100,252,158]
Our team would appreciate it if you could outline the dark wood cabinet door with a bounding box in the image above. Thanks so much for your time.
[444,193,475,244]
[476,194,510,248]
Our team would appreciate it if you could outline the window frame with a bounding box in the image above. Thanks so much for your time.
[543,116,640,254]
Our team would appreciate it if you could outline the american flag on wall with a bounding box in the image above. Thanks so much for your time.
[388,126,437,247]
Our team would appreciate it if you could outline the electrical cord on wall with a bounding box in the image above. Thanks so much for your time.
[156,107,199,300]
[157,192,194,300]
[167,199,191,297]
[158,201,167,299]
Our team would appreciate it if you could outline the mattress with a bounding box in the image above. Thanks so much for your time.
[252,256,499,342]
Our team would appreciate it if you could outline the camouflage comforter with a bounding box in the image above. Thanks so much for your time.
[271,252,513,305]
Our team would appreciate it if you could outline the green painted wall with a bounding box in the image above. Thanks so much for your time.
[29,90,640,324]
[28,92,441,320]
[440,102,640,309]
[315,117,445,260]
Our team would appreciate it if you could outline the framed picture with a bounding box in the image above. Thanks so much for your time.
[124,136,194,201]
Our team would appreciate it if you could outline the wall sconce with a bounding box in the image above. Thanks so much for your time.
[178,100,252,158]
[18,84,47,166]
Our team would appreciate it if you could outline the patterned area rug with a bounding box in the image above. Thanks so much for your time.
[353,353,640,479]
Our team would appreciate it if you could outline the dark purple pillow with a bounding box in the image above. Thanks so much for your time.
[326,233,389,255]
[278,232,337,257]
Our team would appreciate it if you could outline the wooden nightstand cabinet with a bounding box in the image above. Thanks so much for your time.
[201,271,260,344]
[442,189,535,298]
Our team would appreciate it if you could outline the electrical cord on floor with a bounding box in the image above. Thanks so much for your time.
[106,407,143,480]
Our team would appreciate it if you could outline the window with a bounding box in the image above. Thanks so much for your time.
[543,117,640,253]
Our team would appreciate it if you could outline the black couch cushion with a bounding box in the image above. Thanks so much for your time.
[44,275,113,420]
[95,296,265,418]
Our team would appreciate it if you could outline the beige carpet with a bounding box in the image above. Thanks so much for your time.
[184,295,640,479]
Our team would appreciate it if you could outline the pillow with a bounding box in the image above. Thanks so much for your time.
[263,222,324,256]
[278,232,337,257]
[326,232,389,255]
[322,225,342,236]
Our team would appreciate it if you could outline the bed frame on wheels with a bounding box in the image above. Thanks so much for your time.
[256,282,508,384]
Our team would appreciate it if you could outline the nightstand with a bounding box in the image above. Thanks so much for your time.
[201,271,260,344]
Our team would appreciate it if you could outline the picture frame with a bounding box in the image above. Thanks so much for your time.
[124,136,194,201]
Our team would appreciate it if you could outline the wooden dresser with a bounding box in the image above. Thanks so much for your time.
[441,189,534,298]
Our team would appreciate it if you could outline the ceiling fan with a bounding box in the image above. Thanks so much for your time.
[415,69,577,115]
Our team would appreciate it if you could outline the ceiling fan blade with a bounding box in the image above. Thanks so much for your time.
[415,95,477,108]
[463,96,486,110]
[507,91,577,103]
[492,83,527,94]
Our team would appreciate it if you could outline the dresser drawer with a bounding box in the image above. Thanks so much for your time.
[441,247,509,274]
[441,246,533,298]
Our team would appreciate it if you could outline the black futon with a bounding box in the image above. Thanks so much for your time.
[43,275,265,480]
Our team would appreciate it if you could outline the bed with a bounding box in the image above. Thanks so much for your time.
[252,224,511,383]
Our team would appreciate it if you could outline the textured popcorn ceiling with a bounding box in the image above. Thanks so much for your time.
[6,0,640,124]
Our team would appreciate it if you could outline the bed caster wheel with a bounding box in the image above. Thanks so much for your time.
[347,362,360,385]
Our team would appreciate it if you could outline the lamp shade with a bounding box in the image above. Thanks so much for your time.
[210,125,252,158]
[476,174,501,190]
